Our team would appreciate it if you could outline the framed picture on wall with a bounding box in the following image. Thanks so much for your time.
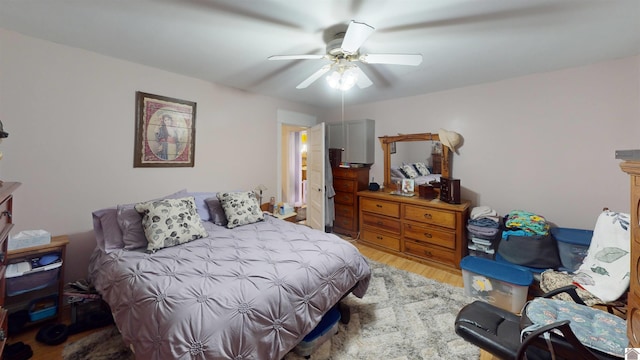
[134,92,197,167]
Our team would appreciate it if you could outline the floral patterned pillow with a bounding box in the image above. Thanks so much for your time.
[401,164,419,179]
[414,162,431,176]
[216,191,264,229]
[134,196,208,253]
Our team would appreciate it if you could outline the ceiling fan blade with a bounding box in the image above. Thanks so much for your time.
[359,53,423,66]
[296,64,331,89]
[352,66,373,89]
[268,54,327,61]
[341,20,375,54]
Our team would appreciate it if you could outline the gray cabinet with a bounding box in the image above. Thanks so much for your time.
[327,119,375,165]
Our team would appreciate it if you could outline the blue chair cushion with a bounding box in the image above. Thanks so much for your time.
[525,298,627,357]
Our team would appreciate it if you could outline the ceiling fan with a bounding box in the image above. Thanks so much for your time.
[268,20,423,90]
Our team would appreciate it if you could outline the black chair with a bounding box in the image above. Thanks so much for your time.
[454,290,627,360]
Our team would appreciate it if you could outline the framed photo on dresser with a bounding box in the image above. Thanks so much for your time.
[401,178,415,193]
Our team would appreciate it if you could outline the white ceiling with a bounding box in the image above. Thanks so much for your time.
[1,0,639,108]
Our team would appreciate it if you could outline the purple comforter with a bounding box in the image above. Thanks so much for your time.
[88,216,370,359]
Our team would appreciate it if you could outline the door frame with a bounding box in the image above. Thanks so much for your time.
[276,110,317,203]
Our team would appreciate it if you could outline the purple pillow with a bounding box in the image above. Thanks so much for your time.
[117,189,188,250]
[205,197,228,226]
[92,207,124,253]
[187,192,217,222]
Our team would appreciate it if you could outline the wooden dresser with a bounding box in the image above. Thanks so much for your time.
[332,167,370,238]
[0,182,21,354]
[358,190,470,269]
[620,161,640,346]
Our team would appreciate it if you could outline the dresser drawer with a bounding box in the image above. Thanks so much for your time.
[361,229,400,251]
[403,222,456,250]
[360,198,400,218]
[335,215,355,231]
[362,213,401,235]
[335,203,354,219]
[333,167,360,179]
[404,205,455,229]
[404,239,455,266]
[334,179,355,193]
[335,191,354,205]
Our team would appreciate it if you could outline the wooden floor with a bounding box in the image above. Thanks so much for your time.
[6,241,498,360]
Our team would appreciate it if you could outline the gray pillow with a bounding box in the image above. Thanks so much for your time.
[92,207,124,253]
[205,197,228,226]
[187,191,216,222]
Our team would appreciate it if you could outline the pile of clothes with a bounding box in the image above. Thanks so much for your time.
[466,206,501,258]
[498,210,561,269]
[501,210,550,239]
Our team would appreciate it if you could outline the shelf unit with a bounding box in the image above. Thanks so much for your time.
[5,235,69,334]
[0,181,21,355]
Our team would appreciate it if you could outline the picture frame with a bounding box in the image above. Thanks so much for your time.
[390,141,396,154]
[134,92,197,167]
[401,178,415,193]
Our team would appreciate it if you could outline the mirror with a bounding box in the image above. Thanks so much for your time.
[379,132,451,190]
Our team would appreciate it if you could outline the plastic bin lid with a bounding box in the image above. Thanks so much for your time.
[550,227,593,245]
[302,306,340,341]
[460,256,533,286]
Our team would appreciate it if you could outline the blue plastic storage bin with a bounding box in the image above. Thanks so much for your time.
[293,305,341,357]
[460,256,533,313]
[550,227,592,272]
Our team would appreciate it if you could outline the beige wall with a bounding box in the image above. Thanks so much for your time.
[0,29,323,282]
[322,56,640,229]
[2,28,639,283]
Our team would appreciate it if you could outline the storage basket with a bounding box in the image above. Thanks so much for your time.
[28,295,58,322]
[6,267,60,296]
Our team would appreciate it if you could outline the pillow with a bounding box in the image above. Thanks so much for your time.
[390,167,406,179]
[414,162,431,176]
[92,207,124,253]
[205,197,228,226]
[216,191,264,229]
[134,196,208,253]
[401,164,419,179]
[117,189,188,250]
[187,192,217,222]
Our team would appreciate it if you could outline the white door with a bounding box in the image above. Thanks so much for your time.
[306,122,325,231]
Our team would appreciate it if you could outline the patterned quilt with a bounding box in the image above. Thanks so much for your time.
[88,216,371,359]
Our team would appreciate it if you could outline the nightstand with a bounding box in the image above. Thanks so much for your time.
[5,235,69,334]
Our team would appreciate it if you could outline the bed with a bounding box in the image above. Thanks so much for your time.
[88,190,371,359]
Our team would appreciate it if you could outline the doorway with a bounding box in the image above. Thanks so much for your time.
[281,125,308,208]
[276,110,317,220]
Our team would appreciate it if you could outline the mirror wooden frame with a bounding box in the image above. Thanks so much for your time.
[378,133,451,189]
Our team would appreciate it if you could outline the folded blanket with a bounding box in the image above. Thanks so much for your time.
[467,224,500,239]
[470,206,500,222]
[468,218,500,228]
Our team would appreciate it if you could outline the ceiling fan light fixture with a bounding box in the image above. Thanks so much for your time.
[326,65,358,91]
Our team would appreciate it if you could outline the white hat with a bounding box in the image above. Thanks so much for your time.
[438,129,462,154]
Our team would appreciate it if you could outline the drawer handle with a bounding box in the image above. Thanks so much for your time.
[376,204,382,208]
[376,236,383,240]
[423,213,432,219]
[423,250,433,257]
[423,232,432,238]
[376,221,383,225]
[1,210,11,219]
